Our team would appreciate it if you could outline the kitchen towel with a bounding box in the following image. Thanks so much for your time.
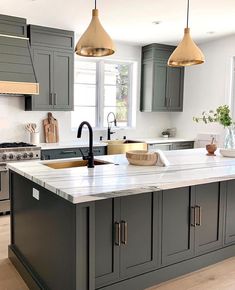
[155,150,170,167]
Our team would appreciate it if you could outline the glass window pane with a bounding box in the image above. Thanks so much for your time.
[74,84,96,106]
[104,63,129,85]
[104,85,117,106]
[103,106,128,127]
[72,107,96,128]
[75,61,96,84]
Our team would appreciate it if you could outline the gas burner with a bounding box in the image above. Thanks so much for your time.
[0,142,35,148]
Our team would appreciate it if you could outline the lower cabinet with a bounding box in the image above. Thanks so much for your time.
[95,192,161,289]
[225,180,235,244]
[162,182,224,266]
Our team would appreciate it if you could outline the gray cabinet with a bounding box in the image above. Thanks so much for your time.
[0,14,27,37]
[25,25,74,111]
[140,44,184,112]
[194,183,224,254]
[95,192,160,288]
[162,183,224,266]
[41,146,106,160]
[162,187,195,265]
[225,180,235,244]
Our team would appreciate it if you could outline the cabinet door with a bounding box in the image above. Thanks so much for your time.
[53,51,74,110]
[95,199,120,288]
[140,61,154,112]
[152,60,168,111]
[166,67,184,111]
[120,192,160,278]
[195,183,224,254]
[32,48,54,110]
[225,180,235,244]
[162,187,194,265]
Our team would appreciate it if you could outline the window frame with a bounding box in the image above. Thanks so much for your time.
[73,58,134,129]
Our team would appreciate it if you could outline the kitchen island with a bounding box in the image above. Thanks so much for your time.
[8,149,235,290]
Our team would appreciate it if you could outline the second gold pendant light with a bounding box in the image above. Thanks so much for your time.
[168,0,205,67]
[75,0,115,57]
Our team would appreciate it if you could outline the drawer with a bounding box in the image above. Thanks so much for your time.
[172,142,194,150]
[41,146,106,160]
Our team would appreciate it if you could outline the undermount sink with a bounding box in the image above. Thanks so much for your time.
[104,139,147,155]
[44,159,112,169]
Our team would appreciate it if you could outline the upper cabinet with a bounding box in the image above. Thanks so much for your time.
[0,14,27,37]
[140,44,184,112]
[25,25,74,111]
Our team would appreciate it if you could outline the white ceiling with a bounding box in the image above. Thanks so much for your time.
[1,0,235,46]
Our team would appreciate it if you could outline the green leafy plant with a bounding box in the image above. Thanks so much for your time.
[193,105,233,128]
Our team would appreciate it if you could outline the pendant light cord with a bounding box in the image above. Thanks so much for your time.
[95,0,97,9]
[186,0,190,28]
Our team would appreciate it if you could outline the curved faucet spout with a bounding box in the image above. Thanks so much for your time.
[77,121,94,168]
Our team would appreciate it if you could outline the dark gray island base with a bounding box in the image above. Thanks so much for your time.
[9,171,235,290]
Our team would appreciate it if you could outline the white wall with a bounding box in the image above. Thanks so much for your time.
[170,34,235,144]
[0,41,172,143]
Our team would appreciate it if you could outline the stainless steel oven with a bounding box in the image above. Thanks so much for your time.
[0,163,10,213]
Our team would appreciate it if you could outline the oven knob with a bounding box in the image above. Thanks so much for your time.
[29,152,34,158]
[16,154,22,160]
[2,154,7,160]
[9,154,14,160]
[23,153,28,159]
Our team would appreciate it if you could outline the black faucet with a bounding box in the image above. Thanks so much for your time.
[107,112,117,140]
[77,121,94,168]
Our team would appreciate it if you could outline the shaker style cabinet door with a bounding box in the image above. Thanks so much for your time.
[152,60,168,111]
[161,187,195,265]
[225,180,235,244]
[32,49,54,110]
[166,66,184,111]
[194,182,224,255]
[53,51,74,110]
[95,198,120,288]
[120,192,160,278]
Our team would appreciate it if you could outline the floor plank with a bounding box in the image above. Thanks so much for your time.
[1,215,235,290]
[0,215,28,290]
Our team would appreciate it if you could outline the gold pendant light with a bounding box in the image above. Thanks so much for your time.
[168,0,205,67]
[75,0,115,57]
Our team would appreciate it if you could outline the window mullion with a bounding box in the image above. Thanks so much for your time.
[99,61,105,128]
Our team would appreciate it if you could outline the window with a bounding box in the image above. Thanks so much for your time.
[72,59,135,129]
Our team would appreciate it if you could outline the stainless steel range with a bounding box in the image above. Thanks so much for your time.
[0,142,41,213]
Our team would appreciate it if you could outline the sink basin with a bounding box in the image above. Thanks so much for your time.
[104,140,147,155]
[44,159,112,169]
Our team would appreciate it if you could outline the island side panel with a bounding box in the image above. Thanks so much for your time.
[9,171,77,290]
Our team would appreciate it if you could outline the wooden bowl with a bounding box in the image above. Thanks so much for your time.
[206,144,217,156]
[126,150,158,166]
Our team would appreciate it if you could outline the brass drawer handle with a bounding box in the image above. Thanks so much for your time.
[190,206,196,227]
[121,221,128,245]
[195,205,202,226]
[114,222,121,246]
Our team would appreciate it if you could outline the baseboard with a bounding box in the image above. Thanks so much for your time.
[97,244,235,290]
[8,245,44,290]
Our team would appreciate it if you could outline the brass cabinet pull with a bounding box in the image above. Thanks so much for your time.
[121,221,128,245]
[195,205,202,226]
[190,206,196,227]
[49,92,53,105]
[54,92,57,105]
[114,222,121,246]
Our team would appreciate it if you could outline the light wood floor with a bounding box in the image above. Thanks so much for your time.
[1,215,235,290]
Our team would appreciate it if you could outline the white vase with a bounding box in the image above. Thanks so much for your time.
[29,132,40,145]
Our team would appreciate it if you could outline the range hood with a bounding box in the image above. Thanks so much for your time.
[0,34,39,95]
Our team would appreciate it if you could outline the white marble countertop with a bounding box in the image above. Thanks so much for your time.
[39,141,107,150]
[8,148,235,204]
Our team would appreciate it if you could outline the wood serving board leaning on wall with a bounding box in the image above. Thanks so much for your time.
[43,112,59,143]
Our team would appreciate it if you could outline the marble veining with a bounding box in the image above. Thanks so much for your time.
[8,148,235,204]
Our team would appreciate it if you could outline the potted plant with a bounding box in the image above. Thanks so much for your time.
[193,105,235,150]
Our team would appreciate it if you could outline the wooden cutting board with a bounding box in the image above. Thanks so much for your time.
[43,112,59,143]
